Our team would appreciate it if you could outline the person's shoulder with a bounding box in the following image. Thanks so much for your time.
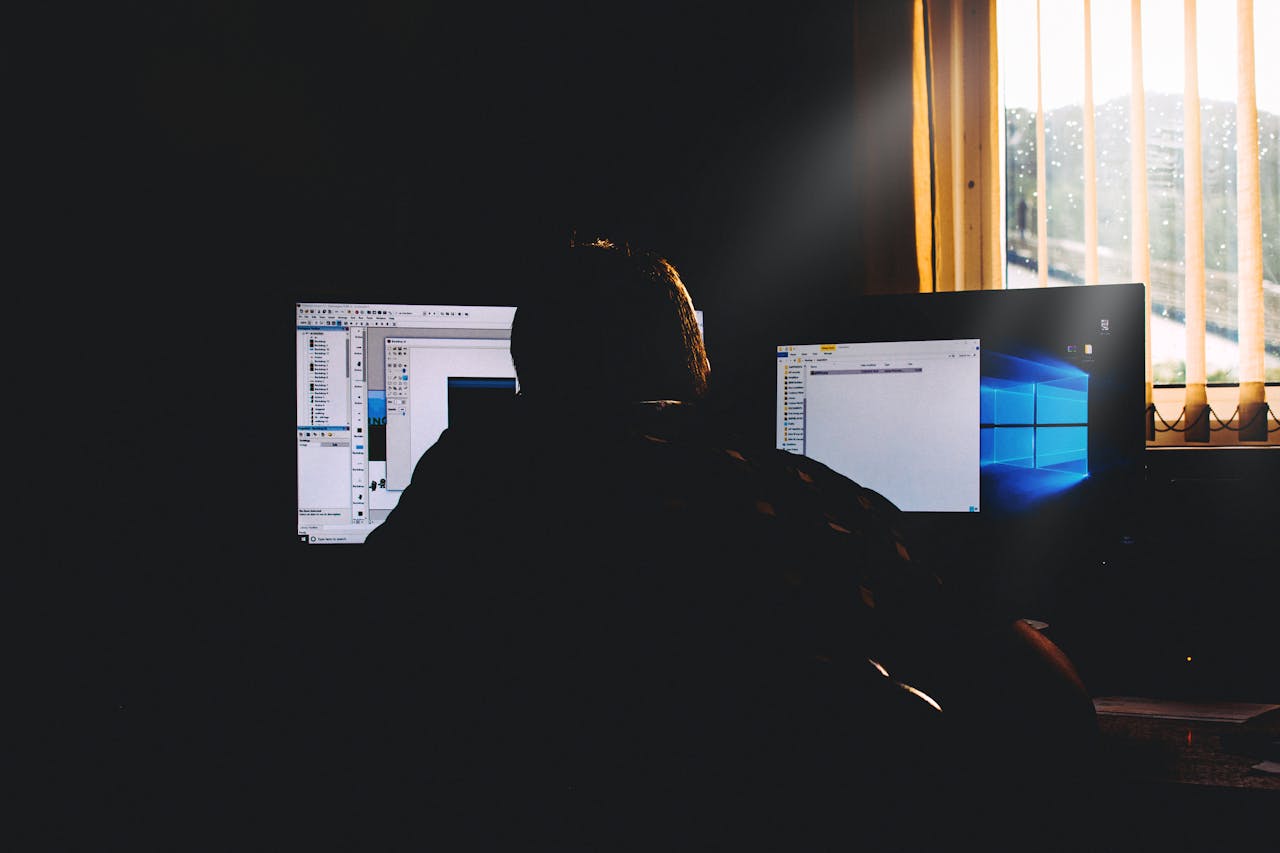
[663,416,903,528]
[363,412,533,549]
[706,430,901,512]
[776,450,900,510]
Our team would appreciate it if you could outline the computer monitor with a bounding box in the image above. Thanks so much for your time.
[773,283,1147,606]
[296,301,704,544]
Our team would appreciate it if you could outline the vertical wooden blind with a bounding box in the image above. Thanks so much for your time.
[1129,0,1153,427]
[1181,0,1209,440]
[914,0,1272,443]
[1235,0,1268,442]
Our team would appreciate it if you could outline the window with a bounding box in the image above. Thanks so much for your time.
[914,0,1279,445]
[776,339,982,511]
[295,302,519,544]
[295,302,707,544]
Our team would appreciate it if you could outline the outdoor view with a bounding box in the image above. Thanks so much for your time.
[998,0,1279,385]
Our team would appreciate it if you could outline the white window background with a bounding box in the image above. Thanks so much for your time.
[997,0,1278,444]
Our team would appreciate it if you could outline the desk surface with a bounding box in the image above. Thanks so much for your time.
[1095,700,1280,791]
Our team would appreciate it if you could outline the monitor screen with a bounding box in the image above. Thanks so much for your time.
[296,301,704,544]
[773,283,1147,603]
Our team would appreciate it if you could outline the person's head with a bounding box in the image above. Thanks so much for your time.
[511,237,710,404]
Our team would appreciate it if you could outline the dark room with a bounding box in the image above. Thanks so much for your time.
[44,1,1277,849]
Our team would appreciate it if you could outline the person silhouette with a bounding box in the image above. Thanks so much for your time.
[357,235,1102,850]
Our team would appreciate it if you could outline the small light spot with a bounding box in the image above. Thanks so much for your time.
[895,541,911,561]
[859,585,876,608]
[828,521,851,534]
[899,682,943,712]
[755,500,776,517]
[643,433,668,443]
[725,449,746,462]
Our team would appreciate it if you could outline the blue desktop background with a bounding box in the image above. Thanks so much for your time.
[980,350,1090,510]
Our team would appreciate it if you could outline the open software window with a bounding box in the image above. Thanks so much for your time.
[298,303,705,543]
[777,338,982,512]
[296,302,517,544]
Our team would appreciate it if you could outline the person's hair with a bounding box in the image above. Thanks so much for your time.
[510,237,710,403]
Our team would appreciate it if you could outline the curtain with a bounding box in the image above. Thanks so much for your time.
[914,0,1276,444]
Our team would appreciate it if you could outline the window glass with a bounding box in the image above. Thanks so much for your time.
[998,0,1280,384]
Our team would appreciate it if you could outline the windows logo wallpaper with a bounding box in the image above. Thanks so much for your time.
[981,349,1091,510]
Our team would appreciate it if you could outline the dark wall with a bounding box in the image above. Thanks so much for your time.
[109,2,916,309]
[72,1,919,562]
[50,8,919,820]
